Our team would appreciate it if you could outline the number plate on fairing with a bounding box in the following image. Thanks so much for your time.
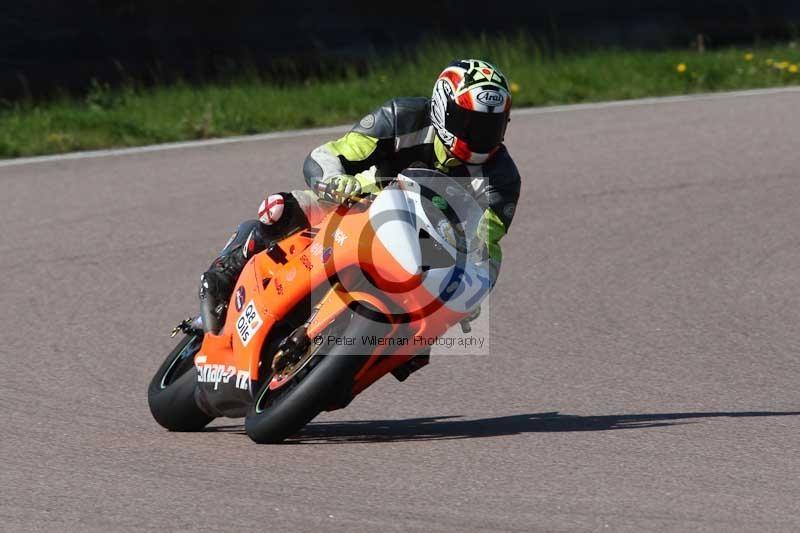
[236,300,263,347]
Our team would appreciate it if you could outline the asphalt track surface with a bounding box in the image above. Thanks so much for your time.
[2,90,800,531]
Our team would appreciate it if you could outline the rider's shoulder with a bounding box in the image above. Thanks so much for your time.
[483,145,521,183]
[392,96,430,114]
[351,97,430,139]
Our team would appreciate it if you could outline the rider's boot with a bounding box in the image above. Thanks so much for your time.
[199,220,267,334]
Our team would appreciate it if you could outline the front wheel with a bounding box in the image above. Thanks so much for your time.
[147,333,214,431]
[245,311,388,444]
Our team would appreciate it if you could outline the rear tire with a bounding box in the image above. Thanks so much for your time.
[148,333,214,432]
[245,311,388,444]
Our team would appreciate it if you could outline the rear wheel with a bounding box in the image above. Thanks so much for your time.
[147,333,214,431]
[245,311,388,444]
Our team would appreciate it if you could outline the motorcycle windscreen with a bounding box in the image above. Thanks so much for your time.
[367,185,422,280]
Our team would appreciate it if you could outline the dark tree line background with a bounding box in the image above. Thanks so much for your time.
[2,0,799,100]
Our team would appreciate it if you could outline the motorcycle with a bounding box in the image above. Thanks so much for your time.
[147,168,492,443]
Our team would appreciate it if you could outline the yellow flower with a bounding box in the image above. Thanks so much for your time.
[790,64,799,73]
[776,61,789,70]
[509,82,520,93]
[766,58,774,65]
[676,63,687,73]
[744,53,754,61]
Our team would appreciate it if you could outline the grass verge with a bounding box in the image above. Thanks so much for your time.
[2,38,800,158]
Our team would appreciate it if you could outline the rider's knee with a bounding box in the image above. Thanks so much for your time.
[259,192,311,232]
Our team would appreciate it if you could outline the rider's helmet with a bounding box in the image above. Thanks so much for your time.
[430,59,512,165]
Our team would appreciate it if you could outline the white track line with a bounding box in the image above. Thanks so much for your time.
[2,86,799,168]
[513,86,800,115]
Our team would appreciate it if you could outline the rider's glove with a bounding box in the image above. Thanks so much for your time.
[327,175,361,201]
[321,167,379,203]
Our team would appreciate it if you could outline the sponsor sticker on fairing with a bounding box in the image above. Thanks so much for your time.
[333,228,348,246]
[195,355,251,391]
[236,300,263,347]
[235,286,246,312]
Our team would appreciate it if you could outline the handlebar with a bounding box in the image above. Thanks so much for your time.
[314,178,392,207]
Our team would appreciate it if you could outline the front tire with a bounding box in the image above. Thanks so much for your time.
[245,311,388,444]
[148,333,214,431]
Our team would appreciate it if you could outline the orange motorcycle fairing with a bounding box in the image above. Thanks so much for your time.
[192,184,481,418]
[193,231,316,412]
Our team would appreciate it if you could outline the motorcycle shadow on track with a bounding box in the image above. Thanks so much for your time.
[204,410,800,444]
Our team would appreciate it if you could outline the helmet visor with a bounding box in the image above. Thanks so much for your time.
[445,100,508,153]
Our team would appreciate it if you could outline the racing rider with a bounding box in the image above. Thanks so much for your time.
[199,59,521,374]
